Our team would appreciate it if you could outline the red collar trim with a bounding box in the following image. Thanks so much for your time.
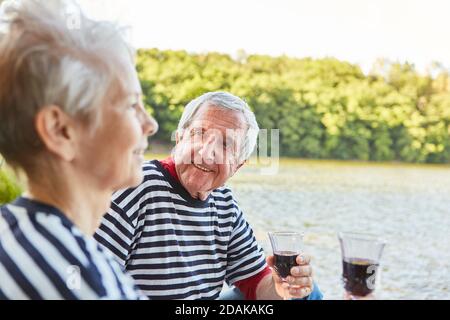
[159,157,180,182]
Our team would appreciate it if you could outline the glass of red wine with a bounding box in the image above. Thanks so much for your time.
[268,231,304,300]
[338,232,386,300]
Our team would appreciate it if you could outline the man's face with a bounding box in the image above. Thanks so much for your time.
[173,104,247,200]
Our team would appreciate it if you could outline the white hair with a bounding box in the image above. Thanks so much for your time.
[177,92,259,161]
[0,0,135,167]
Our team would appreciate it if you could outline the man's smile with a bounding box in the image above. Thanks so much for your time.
[192,163,213,172]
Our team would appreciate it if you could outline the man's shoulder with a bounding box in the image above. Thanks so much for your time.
[141,159,174,184]
[210,186,240,215]
[211,185,235,200]
[142,159,165,176]
[111,160,168,204]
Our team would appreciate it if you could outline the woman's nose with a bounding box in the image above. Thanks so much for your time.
[141,111,159,137]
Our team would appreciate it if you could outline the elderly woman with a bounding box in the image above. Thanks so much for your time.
[0,0,157,299]
[95,91,322,300]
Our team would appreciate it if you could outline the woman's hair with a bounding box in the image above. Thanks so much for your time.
[0,0,135,169]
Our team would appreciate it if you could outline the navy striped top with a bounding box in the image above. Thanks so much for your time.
[0,197,145,300]
[94,160,267,300]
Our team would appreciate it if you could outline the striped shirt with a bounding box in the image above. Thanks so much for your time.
[94,160,267,300]
[0,197,145,300]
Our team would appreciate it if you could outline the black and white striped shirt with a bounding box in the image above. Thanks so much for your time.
[0,197,145,300]
[94,160,267,300]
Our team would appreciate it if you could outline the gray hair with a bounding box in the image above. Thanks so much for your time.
[177,92,259,161]
[0,0,134,168]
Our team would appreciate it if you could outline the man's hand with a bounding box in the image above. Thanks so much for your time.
[344,292,376,300]
[266,254,314,299]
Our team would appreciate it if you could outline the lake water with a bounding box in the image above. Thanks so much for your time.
[227,159,450,300]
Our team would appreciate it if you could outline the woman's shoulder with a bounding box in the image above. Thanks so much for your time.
[0,199,141,299]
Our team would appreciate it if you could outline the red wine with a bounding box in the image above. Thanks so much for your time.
[274,251,299,279]
[342,258,379,296]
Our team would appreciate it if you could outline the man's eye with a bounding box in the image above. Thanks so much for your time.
[224,140,234,149]
[191,129,203,136]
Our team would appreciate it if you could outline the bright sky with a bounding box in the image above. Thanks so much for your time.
[78,0,450,73]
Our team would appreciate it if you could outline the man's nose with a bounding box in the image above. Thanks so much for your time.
[198,135,216,163]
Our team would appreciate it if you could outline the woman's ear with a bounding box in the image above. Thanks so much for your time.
[34,105,77,162]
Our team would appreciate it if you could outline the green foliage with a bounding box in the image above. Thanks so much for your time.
[0,167,22,205]
[137,49,450,163]
[3,51,448,202]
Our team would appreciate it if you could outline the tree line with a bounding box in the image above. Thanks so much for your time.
[1,50,450,203]
[137,49,450,163]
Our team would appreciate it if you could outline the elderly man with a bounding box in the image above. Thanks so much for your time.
[95,92,322,300]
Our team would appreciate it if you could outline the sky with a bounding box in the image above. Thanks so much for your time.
[77,0,450,74]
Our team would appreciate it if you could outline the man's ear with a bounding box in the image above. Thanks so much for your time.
[229,161,246,178]
[236,160,246,171]
[34,105,77,162]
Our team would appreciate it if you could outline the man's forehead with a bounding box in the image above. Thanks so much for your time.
[191,105,248,129]
[189,120,248,137]
[189,125,246,139]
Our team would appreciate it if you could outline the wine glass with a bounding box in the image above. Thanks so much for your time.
[338,232,386,300]
[268,231,304,300]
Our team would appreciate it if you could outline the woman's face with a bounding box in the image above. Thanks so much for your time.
[74,66,158,191]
